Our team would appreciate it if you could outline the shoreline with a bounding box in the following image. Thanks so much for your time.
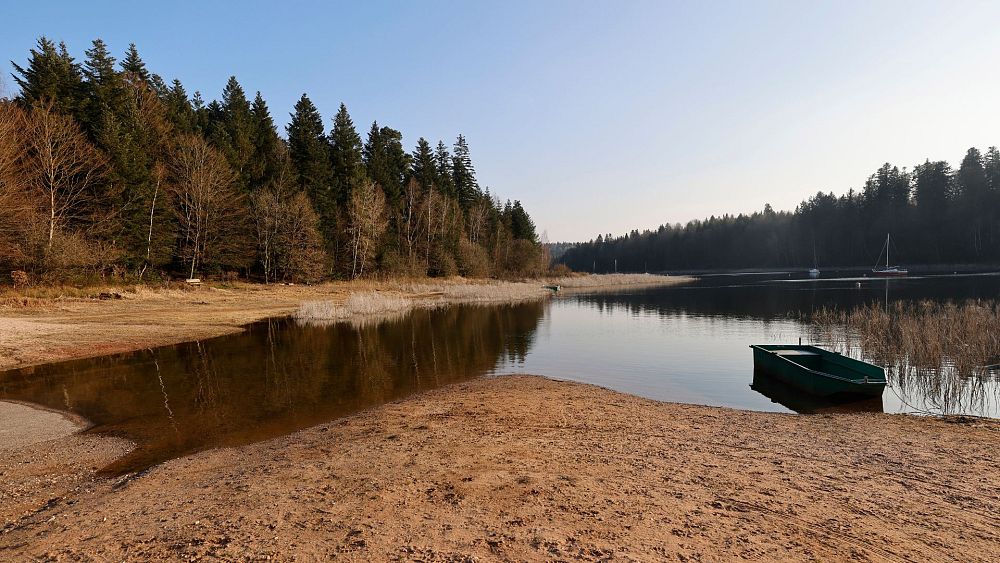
[0,274,692,372]
[1,375,997,560]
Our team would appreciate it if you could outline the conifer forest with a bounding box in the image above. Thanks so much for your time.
[0,38,544,283]
[560,150,1000,272]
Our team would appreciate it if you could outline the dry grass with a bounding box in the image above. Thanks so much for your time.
[295,292,414,327]
[542,273,692,289]
[0,281,201,309]
[294,281,550,327]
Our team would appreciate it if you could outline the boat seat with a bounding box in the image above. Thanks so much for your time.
[772,350,820,356]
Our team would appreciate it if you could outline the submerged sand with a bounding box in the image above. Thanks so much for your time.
[1,376,998,561]
[0,401,85,450]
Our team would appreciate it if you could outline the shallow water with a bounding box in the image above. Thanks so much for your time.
[1,271,998,472]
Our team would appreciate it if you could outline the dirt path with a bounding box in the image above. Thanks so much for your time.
[2,376,997,561]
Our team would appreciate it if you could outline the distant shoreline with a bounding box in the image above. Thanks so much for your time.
[647,263,1000,276]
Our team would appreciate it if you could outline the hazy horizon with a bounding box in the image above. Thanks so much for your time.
[5,1,1000,242]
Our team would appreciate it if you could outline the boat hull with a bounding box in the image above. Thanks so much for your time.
[750,345,886,398]
[871,269,907,277]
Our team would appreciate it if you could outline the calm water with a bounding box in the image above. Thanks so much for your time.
[491,271,1000,418]
[2,271,998,473]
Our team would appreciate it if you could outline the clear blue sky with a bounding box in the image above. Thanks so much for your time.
[4,1,1000,242]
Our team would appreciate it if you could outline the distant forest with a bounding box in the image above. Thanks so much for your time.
[560,148,1000,272]
[0,38,543,284]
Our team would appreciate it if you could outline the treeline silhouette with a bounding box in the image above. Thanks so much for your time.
[0,37,544,285]
[560,149,1000,272]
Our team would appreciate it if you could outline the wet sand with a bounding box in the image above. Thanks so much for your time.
[1,376,998,561]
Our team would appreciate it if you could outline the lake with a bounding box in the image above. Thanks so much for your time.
[2,271,998,473]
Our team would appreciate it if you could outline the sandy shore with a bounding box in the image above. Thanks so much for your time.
[1,375,998,561]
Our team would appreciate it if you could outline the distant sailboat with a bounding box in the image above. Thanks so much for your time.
[872,233,907,276]
[808,241,820,278]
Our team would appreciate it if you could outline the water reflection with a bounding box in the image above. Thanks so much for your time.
[0,302,546,474]
[750,370,883,414]
[491,272,1000,419]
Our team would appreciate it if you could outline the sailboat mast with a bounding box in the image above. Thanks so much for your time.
[886,233,890,267]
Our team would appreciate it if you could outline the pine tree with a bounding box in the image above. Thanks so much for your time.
[11,37,85,116]
[362,122,409,206]
[120,43,150,82]
[328,103,366,206]
[984,147,1000,192]
[957,147,991,254]
[80,38,126,137]
[452,134,479,209]
[913,160,952,260]
[163,79,197,134]
[287,94,334,227]
[207,76,255,191]
[435,141,456,197]
[509,200,537,241]
[148,73,169,97]
[410,137,436,190]
[248,92,281,191]
[958,147,989,199]
[913,160,951,213]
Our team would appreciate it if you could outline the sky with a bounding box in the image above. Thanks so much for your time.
[4,1,1000,242]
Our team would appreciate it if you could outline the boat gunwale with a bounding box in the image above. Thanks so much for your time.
[749,345,887,387]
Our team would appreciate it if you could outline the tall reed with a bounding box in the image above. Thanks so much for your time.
[810,300,1000,415]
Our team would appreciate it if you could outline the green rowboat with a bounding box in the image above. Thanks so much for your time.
[749,344,886,397]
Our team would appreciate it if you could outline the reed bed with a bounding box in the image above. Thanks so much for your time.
[811,300,1000,415]
[294,282,549,328]
[812,300,1000,370]
[294,274,693,328]
[296,292,412,321]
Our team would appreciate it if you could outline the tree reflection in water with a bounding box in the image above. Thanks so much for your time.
[0,301,546,474]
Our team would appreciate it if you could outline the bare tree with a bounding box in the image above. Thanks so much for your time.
[25,103,105,251]
[252,157,328,283]
[398,177,423,267]
[423,184,438,271]
[280,191,326,282]
[347,180,388,278]
[252,186,281,283]
[0,102,32,265]
[467,198,490,245]
[143,162,166,274]
[168,135,245,279]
